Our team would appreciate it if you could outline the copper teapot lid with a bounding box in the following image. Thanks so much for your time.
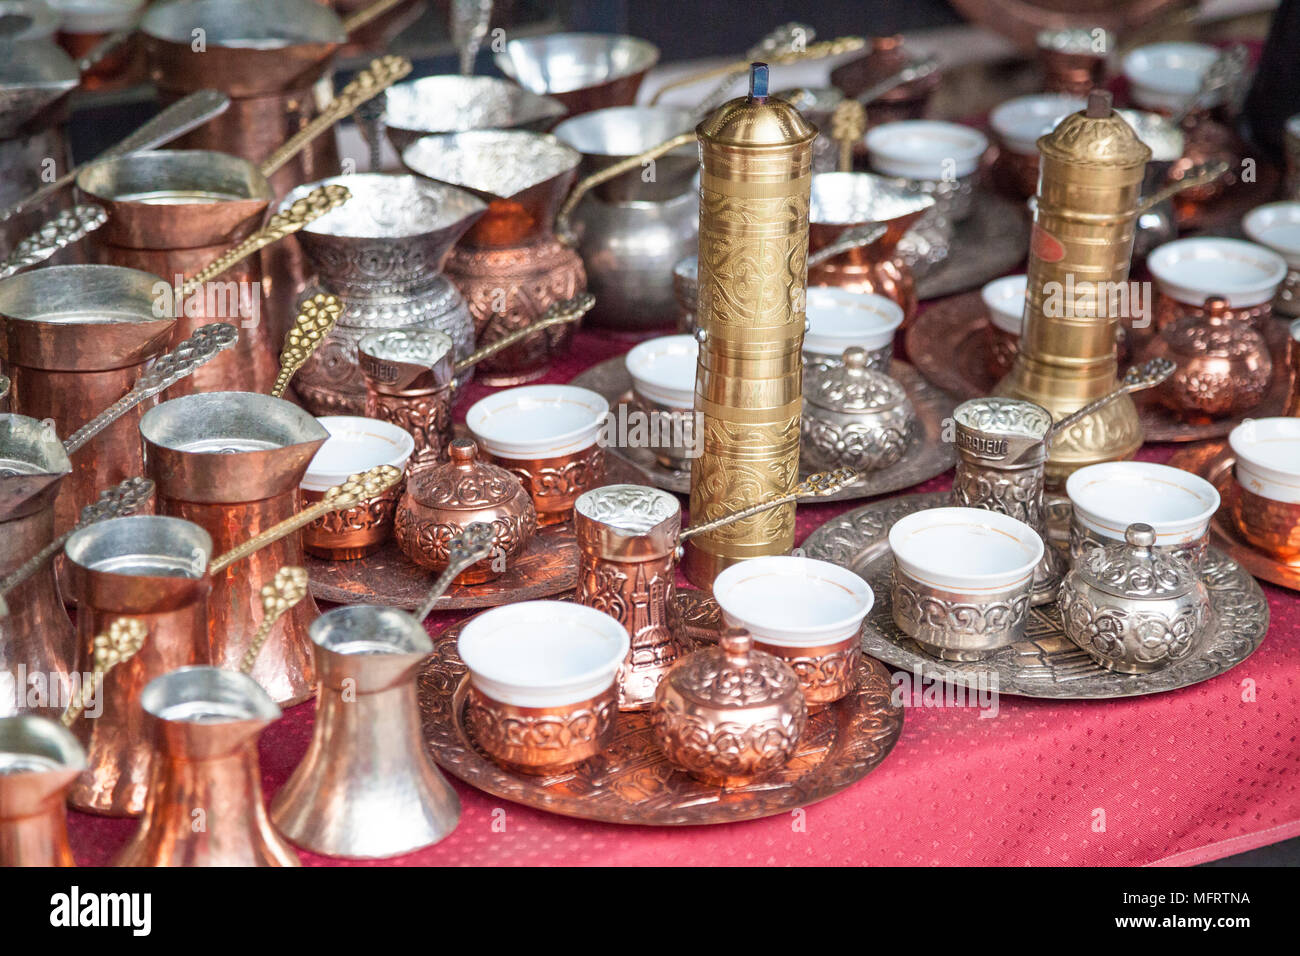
[407,438,526,512]
[1073,523,1199,600]
[804,347,910,413]
[1163,296,1266,358]
[664,628,803,711]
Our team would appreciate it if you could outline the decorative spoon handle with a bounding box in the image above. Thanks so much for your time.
[1048,358,1176,439]
[854,54,940,105]
[1136,160,1230,214]
[415,523,496,620]
[61,323,240,456]
[271,294,342,399]
[240,566,311,674]
[453,292,595,374]
[679,467,858,542]
[61,617,147,727]
[342,0,407,34]
[0,205,107,281]
[650,35,866,106]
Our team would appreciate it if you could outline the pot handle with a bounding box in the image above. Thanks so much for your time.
[648,36,866,107]
[555,132,696,247]
[1135,160,1230,215]
[452,292,596,375]
[341,0,407,34]
[677,467,859,543]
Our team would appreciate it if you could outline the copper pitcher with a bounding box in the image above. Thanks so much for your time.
[63,515,213,816]
[74,149,276,394]
[140,392,327,705]
[116,666,298,866]
[402,129,587,385]
[0,714,84,866]
[0,264,175,539]
[270,605,459,858]
[807,172,935,323]
[0,415,74,718]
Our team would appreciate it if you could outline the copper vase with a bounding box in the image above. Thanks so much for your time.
[402,129,586,385]
[140,392,328,706]
[0,715,84,866]
[115,666,298,866]
[63,515,213,817]
[0,415,75,719]
[0,265,174,539]
[75,150,276,395]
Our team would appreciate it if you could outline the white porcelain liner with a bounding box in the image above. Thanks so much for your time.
[865,120,988,180]
[804,287,904,355]
[713,555,874,648]
[1230,418,1300,504]
[303,416,414,492]
[625,334,697,409]
[1148,237,1288,308]
[888,507,1043,593]
[466,385,609,459]
[981,274,1028,334]
[989,94,1086,155]
[1067,461,1221,545]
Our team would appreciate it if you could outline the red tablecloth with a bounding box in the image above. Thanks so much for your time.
[65,326,1300,867]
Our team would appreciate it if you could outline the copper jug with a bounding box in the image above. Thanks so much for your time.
[140,392,327,706]
[0,714,84,866]
[0,414,75,719]
[63,515,213,816]
[116,666,298,866]
[0,265,175,539]
[270,605,459,858]
[402,129,586,385]
[74,149,276,394]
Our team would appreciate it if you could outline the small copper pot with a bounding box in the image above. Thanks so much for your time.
[1153,290,1272,331]
[829,34,939,126]
[358,328,456,473]
[1037,28,1109,96]
[0,715,84,866]
[1141,296,1273,420]
[393,438,536,584]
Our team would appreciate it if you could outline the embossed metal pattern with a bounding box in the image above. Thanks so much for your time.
[570,355,956,503]
[417,590,904,825]
[802,491,1269,699]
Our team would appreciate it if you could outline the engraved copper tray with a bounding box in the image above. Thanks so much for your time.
[1169,440,1300,593]
[914,191,1031,301]
[802,491,1270,699]
[306,454,650,610]
[417,591,905,825]
[570,357,957,503]
[905,290,1294,443]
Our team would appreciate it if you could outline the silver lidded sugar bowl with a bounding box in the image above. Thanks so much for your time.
[800,347,916,472]
[1058,522,1213,674]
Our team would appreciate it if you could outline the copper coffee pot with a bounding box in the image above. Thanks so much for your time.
[494,32,659,116]
[806,172,936,322]
[115,666,298,866]
[358,291,596,470]
[401,129,589,385]
[0,714,84,866]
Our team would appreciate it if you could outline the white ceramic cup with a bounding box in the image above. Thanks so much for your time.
[864,120,989,180]
[989,93,1086,156]
[625,334,697,409]
[804,286,904,366]
[1122,42,1221,113]
[1066,461,1220,546]
[713,555,874,648]
[303,416,415,493]
[889,507,1044,594]
[1242,202,1300,270]
[1229,417,1300,504]
[465,384,609,460]
[1148,237,1289,308]
[981,274,1027,336]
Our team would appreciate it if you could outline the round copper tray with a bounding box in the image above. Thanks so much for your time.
[905,290,1294,443]
[947,0,1187,49]
[802,491,1270,699]
[306,454,649,610]
[417,590,905,826]
[914,191,1031,301]
[570,357,957,503]
[1168,440,1300,593]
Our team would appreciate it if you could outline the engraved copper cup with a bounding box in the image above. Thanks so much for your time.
[271,605,460,858]
[807,172,935,323]
[115,666,299,867]
[74,150,275,394]
[63,515,212,816]
[0,714,84,866]
[140,392,328,705]
[1229,417,1300,561]
[573,484,689,711]
[0,414,74,719]
[402,130,586,385]
[0,264,175,540]
[358,327,457,472]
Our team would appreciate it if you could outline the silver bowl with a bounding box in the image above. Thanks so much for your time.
[381,75,566,154]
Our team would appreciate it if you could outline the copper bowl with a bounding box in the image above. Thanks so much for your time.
[493,32,659,116]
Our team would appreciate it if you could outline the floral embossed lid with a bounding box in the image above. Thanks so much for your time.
[803,347,910,413]
[1073,522,1199,599]
[406,437,528,513]
[664,629,803,710]
[1163,296,1269,360]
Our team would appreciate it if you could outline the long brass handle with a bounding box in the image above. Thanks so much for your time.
[1136,160,1230,215]
[342,0,408,34]
[555,132,696,246]
[240,566,311,674]
[831,99,866,172]
[694,22,813,114]
[0,205,108,281]
[649,36,866,106]
[272,294,343,399]
[453,292,596,374]
[1046,358,1175,443]
[181,184,350,297]
[415,523,496,620]
[258,55,412,178]
[208,464,403,575]
[61,617,147,727]
[678,467,859,542]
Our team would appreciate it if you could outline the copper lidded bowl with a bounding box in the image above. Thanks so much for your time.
[393,437,535,585]
[381,75,567,154]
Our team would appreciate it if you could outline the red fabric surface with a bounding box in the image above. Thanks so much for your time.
[64,325,1300,867]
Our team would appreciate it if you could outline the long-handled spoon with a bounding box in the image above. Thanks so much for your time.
[678,467,860,542]
[452,292,596,375]
[240,566,311,674]
[0,205,107,280]
[650,35,867,106]
[271,294,343,399]
[414,523,496,620]
[1045,357,1175,442]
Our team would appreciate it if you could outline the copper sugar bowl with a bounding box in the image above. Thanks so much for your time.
[393,438,536,585]
[652,628,807,787]
[807,172,935,322]
[1139,296,1273,421]
[74,149,276,395]
[402,129,586,385]
[830,34,939,126]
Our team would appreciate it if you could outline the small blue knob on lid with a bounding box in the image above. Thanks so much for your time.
[749,62,769,100]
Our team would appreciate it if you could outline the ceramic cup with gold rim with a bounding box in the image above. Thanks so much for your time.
[804,286,904,372]
[1148,237,1288,329]
[712,555,874,708]
[623,334,699,470]
[457,601,629,775]
[980,273,1027,378]
[466,384,609,526]
[1228,417,1300,560]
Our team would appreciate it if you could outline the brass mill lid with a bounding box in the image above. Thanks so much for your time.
[664,628,804,711]
[1037,89,1152,169]
[804,347,909,413]
[1074,523,1199,600]
[696,62,817,149]
[407,438,527,513]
